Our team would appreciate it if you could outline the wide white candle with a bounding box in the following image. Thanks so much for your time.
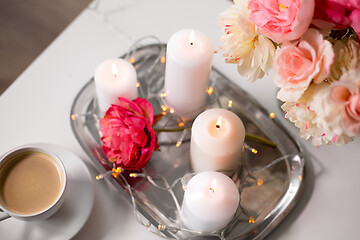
[181,171,240,232]
[94,58,138,113]
[164,29,214,119]
[190,108,245,173]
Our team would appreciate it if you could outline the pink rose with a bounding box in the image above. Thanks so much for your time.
[331,70,360,136]
[248,0,315,43]
[275,28,334,102]
[99,97,159,170]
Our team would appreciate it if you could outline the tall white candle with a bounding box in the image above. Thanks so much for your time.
[94,58,138,113]
[190,109,245,173]
[164,29,214,119]
[181,171,240,232]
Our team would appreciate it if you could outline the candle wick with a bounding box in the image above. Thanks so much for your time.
[216,124,220,129]
[210,187,215,193]
[190,42,194,46]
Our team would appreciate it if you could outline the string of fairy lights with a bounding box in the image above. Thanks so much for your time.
[69,2,303,239]
[91,154,301,240]
[70,41,298,238]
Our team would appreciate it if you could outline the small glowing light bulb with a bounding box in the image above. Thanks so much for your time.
[158,225,165,231]
[111,167,122,178]
[161,105,168,112]
[96,174,104,180]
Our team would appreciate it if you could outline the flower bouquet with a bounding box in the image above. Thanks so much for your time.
[219,0,360,146]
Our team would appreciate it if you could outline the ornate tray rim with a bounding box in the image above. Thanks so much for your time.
[70,43,305,240]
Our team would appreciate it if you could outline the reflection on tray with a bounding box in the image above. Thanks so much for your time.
[70,43,305,240]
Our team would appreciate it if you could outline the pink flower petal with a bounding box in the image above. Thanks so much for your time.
[275,28,334,102]
[116,97,143,115]
[331,86,351,103]
[312,0,351,30]
[249,0,314,42]
[133,98,155,125]
[349,9,360,40]
[99,98,158,170]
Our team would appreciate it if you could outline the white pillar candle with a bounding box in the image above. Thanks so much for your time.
[181,171,240,232]
[190,108,245,173]
[94,58,138,113]
[164,29,214,119]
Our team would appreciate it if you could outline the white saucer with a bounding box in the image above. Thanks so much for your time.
[0,143,94,240]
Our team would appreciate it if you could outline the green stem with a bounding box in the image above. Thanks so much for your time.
[245,133,277,148]
[154,127,276,148]
[153,126,192,132]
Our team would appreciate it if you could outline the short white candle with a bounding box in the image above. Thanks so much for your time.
[94,58,138,113]
[181,171,240,232]
[190,109,245,173]
[164,29,214,119]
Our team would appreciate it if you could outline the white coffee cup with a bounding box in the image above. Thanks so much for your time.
[0,145,67,221]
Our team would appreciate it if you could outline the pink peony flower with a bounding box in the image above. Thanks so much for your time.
[350,0,360,8]
[349,9,360,39]
[248,0,315,43]
[99,97,159,170]
[312,0,351,29]
[274,28,334,102]
[312,0,360,39]
[331,69,360,136]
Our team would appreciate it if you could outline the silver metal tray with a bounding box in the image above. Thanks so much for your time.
[70,43,305,239]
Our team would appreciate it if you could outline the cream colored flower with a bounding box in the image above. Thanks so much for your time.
[329,38,360,82]
[331,68,360,136]
[219,0,275,81]
[282,83,353,146]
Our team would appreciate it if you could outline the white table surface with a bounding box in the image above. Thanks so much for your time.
[1,0,359,239]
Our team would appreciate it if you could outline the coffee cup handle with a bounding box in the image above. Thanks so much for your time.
[0,209,10,221]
